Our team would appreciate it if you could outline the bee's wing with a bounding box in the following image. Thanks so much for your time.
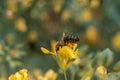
[61,32,66,41]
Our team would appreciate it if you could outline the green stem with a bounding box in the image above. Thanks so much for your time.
[64,70,67,80]
[71,73,75,80]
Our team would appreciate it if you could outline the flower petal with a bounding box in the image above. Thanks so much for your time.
[40,47,50,54]
[8,69,28,80]
[58,46,75,59]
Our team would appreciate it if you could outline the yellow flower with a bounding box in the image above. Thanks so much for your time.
[81,9,92,21]
[61,10,71,22]
[96,66,107,78]
[112,32,120,51]
[29,69,58,80]
[44,69,58,80]
[90,0,100,9]
[5,0,17,13]
[56,44,78,70]
[8,69,28,80]
[14,18,27,33]
[40,35,79,71]
[58,46,76,59]
[85,25,99,45]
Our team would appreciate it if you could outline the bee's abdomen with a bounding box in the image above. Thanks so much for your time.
[64,36,79,43]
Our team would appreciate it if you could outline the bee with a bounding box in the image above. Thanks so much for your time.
[56,32,79,51]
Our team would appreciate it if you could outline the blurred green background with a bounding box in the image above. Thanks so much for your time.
[0,0,120,80]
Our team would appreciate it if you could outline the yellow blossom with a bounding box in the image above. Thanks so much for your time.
[41,34,79,71]
[56,44,78,70]
[14,18,27,33]
[81,9,92,21]
[39,12,50,21]
[5,0,17,13]
[28,31,38,42]
[44,69,58,80]
[96,66,107,78]
[61,10,71,22]
[58,46,76,59]
[19,0,33,9]
[85,25,99,45]
[112,32,120,51]
[90,0,100,9]
[8,69,28,80]
[53,0,63,13]
[41,43,78,71]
